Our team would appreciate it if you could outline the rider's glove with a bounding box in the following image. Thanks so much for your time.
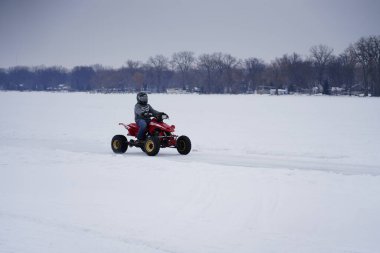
[142,112,149,117]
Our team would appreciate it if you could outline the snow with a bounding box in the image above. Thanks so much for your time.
[1,92,380,253]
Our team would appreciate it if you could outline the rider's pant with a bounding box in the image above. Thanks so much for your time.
[136,119,148,140]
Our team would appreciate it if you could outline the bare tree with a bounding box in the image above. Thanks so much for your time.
[197,52,239,93]
[268,58,287,94]
[35,66,68,91]
[197,53,219,93]
[171,51,195,90]
[0,69,7,90]
[353,38,372,96]
[266,54,313,93]
[351,36,380,96]
[122,60,143,91]
[71,66,95,91]
[364,36,380,96]
[374,36,380,97]
[221,54,240,93]
[132,72,145,91]
[244,58,265,93]
[338,47,357,95]
[310,44,334,93]
[126,60,141,70]
[147,55,169,92]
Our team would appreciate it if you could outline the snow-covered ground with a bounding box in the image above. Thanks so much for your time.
[1,92,380,253]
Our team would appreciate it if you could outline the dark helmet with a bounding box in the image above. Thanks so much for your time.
[137,92,148,105]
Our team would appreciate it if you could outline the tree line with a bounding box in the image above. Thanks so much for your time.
[0,35,379,96]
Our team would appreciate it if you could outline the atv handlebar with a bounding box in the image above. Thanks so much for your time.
[142,112,169,121]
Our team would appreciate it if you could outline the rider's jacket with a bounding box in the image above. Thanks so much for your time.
[134,103,160,122]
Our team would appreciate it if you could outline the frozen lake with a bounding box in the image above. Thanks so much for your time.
[1,92,380,253]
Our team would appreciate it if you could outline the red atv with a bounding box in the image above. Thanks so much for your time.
[111,113,191,156]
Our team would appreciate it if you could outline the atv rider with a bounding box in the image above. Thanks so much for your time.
[135,92,167,142]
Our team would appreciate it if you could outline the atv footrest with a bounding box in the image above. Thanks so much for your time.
[128,139,144,148]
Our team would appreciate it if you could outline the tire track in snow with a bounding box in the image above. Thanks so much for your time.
[0,211,178,253]
[163,150,380,176]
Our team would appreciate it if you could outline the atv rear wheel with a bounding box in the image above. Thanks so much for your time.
[111,135,128,154]
[144,136,160,156]
[176,135,191,155]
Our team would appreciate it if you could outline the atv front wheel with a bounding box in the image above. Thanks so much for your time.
[111,135,128,154]
[144,136,160,156]
[176,135,191,155]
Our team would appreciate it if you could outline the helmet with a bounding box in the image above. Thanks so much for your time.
[137,92,148,105]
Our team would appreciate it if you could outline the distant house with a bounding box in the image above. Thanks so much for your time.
[270,89,288,95]
[331,87,345,95]
[246,88,255,94]
[312,85,323,94]
[141,89,152,94]
[18,84,25,91]
[58,84,70,91]
[348,84,364,96]
[256,85,274,94]
[166,88,189,94]
[192,87,201,93]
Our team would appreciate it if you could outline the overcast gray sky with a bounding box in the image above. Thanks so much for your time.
[0,0,379,68]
